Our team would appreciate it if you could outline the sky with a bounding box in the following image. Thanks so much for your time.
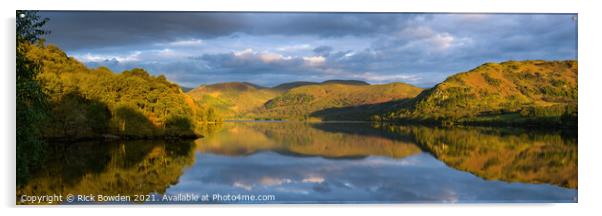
[38,12,577,88]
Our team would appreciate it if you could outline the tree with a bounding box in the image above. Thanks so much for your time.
[16,11,50,185]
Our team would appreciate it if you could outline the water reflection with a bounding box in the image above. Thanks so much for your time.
[17,122,577,204]
[196,122,421,159]
[17,140,196,204]
[168,122,576,203]
[375,125,578,189]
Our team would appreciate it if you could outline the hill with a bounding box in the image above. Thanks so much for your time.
[273,79,369,91]
[272,81,318,91]
[322,79,370,85]
[25,43,219,139]
[251,82,423,120]
[374,60,578,127]
[180,86,194,92]
[187,82,281,119]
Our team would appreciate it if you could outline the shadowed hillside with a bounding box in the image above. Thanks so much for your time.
[273,80,369,91]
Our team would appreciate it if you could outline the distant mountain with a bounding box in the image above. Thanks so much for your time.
[251,82,423,120]
[273,80,369,91]
[201,82,267,91]
[321,79,370,86]
[180,86,194,92]
[272,81,319,91]
[375,60,578,126]
[187,82,280,118]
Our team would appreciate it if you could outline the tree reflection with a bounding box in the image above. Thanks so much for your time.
[374,124,577,189]
[18,122,577,205]
[195,122,576,189]
[16,139,196,204]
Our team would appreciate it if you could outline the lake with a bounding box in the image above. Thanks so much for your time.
[17,122,577,204]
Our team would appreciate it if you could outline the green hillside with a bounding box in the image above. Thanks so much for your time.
[25,43,218,139]
[252,82,423,120]
[272,81,319,91]
[374,60,578,127]
[187,82,281,119]
[188,80,377,120]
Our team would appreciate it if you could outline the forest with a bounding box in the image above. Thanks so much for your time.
[25,43,222,140]
[16,11,219,185]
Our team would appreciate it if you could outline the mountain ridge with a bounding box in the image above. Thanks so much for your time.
[272,79,370,90]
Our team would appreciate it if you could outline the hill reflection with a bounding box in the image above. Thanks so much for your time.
[17,140,196,204]
[17,122,577,204]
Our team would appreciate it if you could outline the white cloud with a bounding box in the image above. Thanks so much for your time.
[430,33,455,50]
[167,38,203,47]
[343,51,356,58]
[301,176,325,184]
[75,51,141,63]
[259,53,291,63]
[233,48,255,58]
[351,72,422,83]
[231,48,328,66]
[276,44,312,51]
[303,56,326,66]
[232,48,294,63]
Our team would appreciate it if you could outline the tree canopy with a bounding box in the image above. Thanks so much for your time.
[16,10,50,185]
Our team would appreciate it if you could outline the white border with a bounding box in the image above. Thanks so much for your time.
[2,0,602,215]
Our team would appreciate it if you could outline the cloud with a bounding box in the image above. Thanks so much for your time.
[276,44,312,52]
[167,150,575,202]
[39,12,247,50]
[430,33,455,50]
[313,45,333,56]
[350,73,422,83]
[302,56,326,66]
[39,12,419,50]
[76,51,141,63]
[45,12,577,88]
[166,39,204,47]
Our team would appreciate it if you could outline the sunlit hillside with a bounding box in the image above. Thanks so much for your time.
[252,82,423,120]
[375,60,578,127]
[25,43,217,139]
[187,82,281,119]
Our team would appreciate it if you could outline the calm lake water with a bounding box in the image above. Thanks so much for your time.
[17,122,577,204]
